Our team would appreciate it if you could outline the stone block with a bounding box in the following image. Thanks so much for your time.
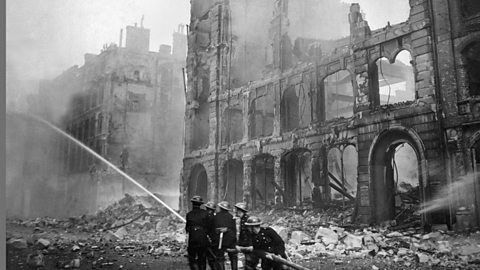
[314,227,338,245]
[36,238,51,248]
[289,231,311,246]
[343,233,363,250]
[7,238,28,249]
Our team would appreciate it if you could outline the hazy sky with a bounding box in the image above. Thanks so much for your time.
[341,0,410,29]
[6,0,410,110]
[6,0,190,109]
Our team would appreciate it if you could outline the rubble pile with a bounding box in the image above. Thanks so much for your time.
[253,208,480,268]
[7,195,480,269]
[8,194,187,258]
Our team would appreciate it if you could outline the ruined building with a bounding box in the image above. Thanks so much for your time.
[181,0,480,229]
[8,24,187,217]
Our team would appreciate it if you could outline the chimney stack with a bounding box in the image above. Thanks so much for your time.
[119,29,123,47]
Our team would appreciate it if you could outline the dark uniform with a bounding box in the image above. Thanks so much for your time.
[212,208,237,270]
[238,213,255,269]
[204,203,217,270]
[248,227,287,270]
[186,205,210,270]
[238,214,252,246]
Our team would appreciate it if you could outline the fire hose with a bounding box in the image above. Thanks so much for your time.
[228,248,311,270]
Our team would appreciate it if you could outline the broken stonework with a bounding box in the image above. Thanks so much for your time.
[114,227,128,239]
[36,238,51,248]
[416,252,431,263]
[315,227,339,245]
[289,231,311,246]
[343,233,363,250]
[7,238,28,249]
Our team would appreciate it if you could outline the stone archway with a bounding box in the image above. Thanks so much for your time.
[188,164,208,208]
[282,149,312,207]
[252,154,275,210]
[221,159,244,206]
[369,128,426,225]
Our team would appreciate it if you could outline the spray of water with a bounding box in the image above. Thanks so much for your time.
[12,112,186,223]
[417,173,478,215]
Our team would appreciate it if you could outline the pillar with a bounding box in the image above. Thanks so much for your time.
[273,156,283,205]
[242,155,253,208]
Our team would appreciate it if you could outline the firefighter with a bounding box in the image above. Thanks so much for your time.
[185,195,210,270]
[204,202,217,270]
[238,216,287,270]
[234,202,253,268]
[212,201,237,270]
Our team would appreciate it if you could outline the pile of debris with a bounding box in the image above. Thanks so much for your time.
[252,208,480,268]
[7,194,480,268]
[8,193,187,257]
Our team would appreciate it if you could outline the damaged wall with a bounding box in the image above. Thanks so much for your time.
[182,0,480,229]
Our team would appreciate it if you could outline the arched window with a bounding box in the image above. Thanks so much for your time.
[188,164,209,210]
[323,70,354,120]
[281,85,299,132]
[370,130,424,225]
[282,149,312,206]
[222,160,244,205]
[222,106,244,145]
[373,50,415,106]
[252,154,275,210]
[250,86,274,138]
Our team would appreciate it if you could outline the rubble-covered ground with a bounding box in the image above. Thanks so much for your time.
[6,194,480,269]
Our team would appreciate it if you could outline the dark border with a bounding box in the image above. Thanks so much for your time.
[1,0,7,268]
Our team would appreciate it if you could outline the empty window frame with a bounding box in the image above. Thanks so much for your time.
[323,70,354,120]
[250,86,274,138]
[281,73,314,131]
[222,107,244,145]
[374,50,415,105]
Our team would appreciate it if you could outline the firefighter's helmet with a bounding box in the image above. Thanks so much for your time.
[234,202,248,212]
[245,216,262,226]
[218,201,231,211]
[190,195,204,205]
[204,201,216,210]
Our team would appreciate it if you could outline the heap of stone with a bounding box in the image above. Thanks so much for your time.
[254,208,480,268]
[9,194,187,257]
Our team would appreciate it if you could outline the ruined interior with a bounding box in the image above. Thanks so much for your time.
[182,0,480,228]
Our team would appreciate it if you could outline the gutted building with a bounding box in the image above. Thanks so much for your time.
[181,0,480,228]
[16,24,187,216]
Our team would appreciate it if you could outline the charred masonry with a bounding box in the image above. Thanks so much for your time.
[181,0,480,228]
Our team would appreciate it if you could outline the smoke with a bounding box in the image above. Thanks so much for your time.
[228,0,351,87]
[6,0,190,218]
[6,0,190,112]
[6,113,69,218]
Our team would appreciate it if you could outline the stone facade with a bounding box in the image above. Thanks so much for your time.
[182,0,480,227]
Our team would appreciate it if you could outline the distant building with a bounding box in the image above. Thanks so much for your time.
[13,24,187,217]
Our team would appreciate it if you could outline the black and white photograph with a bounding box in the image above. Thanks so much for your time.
[5,0,480,269]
